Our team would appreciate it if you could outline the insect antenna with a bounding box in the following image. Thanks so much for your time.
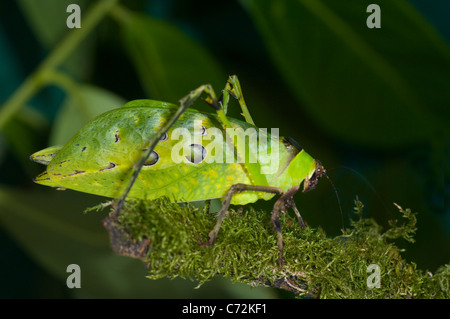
[323,172,346,232]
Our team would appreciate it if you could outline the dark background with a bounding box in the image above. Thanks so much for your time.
[0,0,448,298]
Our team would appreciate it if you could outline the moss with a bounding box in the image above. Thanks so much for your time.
[105,197,449,299]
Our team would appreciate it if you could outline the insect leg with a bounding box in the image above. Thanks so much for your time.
[112,85,215,218]
[223,75,255,125]
[202,183,284,246]
[194,79,268,187]
[179,82,237,135]
[284,186,305,229]
[271,185,302,267]
[203,199,211,214]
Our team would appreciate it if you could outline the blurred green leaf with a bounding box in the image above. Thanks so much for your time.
[18,0,86,47]
[49,85,126,146]
[241,0,450,148]
[18,0,95,80]
[0,186,277,298]
[0,187,131,297]
[120,11,226,106]
[2,107,48,176]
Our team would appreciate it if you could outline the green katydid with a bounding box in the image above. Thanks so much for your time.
[30,75,326,265]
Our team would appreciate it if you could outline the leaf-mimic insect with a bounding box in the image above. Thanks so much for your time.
[30,76,326,265]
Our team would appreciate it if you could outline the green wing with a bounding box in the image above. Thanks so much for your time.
[32,102,304,204]
[33,106,251,202]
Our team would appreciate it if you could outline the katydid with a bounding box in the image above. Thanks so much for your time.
[30,75,326,265]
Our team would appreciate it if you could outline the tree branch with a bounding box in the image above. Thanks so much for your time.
[103,214,317,297]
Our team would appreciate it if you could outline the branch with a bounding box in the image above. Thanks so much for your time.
[97,198,449,299]
[103,214,317,297]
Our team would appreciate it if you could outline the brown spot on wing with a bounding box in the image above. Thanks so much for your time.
[100,162,117,171]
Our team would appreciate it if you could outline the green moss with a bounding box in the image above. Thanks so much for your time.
[108,197,449,299]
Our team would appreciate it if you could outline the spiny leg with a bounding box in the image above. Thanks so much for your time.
[112,84,218,218]
[197,76,267,189]
[271,185,303,267]
[180,81,265,187]
[283,185,305,229]
[202,183,284,246]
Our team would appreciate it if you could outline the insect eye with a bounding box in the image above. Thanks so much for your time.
[160,132,168,141]
[185,144,207,164]
[144,150,159,166]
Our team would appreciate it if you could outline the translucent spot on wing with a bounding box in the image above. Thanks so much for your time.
[160,132,168,141]
[185,144,207,164]
[144,151,159,166]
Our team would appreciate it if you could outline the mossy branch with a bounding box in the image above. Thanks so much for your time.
[95,198,449,299]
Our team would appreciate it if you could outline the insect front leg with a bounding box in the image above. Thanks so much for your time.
[111,86,215,218]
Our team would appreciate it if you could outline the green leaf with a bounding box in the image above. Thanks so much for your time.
[49,85,126,146]
[241,0,450,148]
[120,11,226,106]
